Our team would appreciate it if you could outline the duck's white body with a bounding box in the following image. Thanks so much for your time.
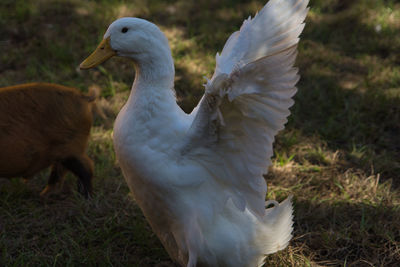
[112,58,294,266]
[82,0,309,266]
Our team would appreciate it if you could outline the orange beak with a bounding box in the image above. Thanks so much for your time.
[80,37,116,69]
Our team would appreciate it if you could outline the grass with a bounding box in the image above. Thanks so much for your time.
[0,0,399,266]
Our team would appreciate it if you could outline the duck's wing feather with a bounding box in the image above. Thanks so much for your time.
[181,0,309,216]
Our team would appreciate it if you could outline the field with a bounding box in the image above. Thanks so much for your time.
[0,0,399,266]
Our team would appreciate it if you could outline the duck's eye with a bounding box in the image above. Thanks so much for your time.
[121,27,128,33]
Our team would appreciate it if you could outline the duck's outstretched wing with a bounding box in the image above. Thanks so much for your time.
[181,0,309,216]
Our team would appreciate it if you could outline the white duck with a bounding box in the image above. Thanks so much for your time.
[80,0,308,266]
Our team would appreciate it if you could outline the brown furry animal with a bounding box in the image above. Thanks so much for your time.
[0,82,100,198]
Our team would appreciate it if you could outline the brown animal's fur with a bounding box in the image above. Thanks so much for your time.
[0,82,98,197]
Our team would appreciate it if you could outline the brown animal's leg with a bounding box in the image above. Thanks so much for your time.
[40,163,67,196]
[61,155,93,198]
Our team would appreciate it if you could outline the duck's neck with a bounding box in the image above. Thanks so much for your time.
[127,44,177,116]
[133,45,175,89]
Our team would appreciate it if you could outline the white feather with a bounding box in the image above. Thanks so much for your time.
[96,0,310,266]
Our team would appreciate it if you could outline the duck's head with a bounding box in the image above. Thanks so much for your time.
[80,17,170,69]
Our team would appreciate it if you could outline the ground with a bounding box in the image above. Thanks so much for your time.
[0,0,399,266]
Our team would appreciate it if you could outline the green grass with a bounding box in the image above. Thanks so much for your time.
[1,0,399,266]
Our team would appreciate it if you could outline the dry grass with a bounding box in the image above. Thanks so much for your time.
[1,0,399,266]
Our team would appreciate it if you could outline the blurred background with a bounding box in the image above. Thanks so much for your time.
[0,0,399,266]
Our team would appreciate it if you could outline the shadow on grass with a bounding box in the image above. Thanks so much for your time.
[293,4,400,183]
[290,199,400,266]
[0,180,176,267]
[0,0,134,89]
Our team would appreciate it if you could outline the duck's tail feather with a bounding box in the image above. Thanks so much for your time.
[255,196,294,266]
